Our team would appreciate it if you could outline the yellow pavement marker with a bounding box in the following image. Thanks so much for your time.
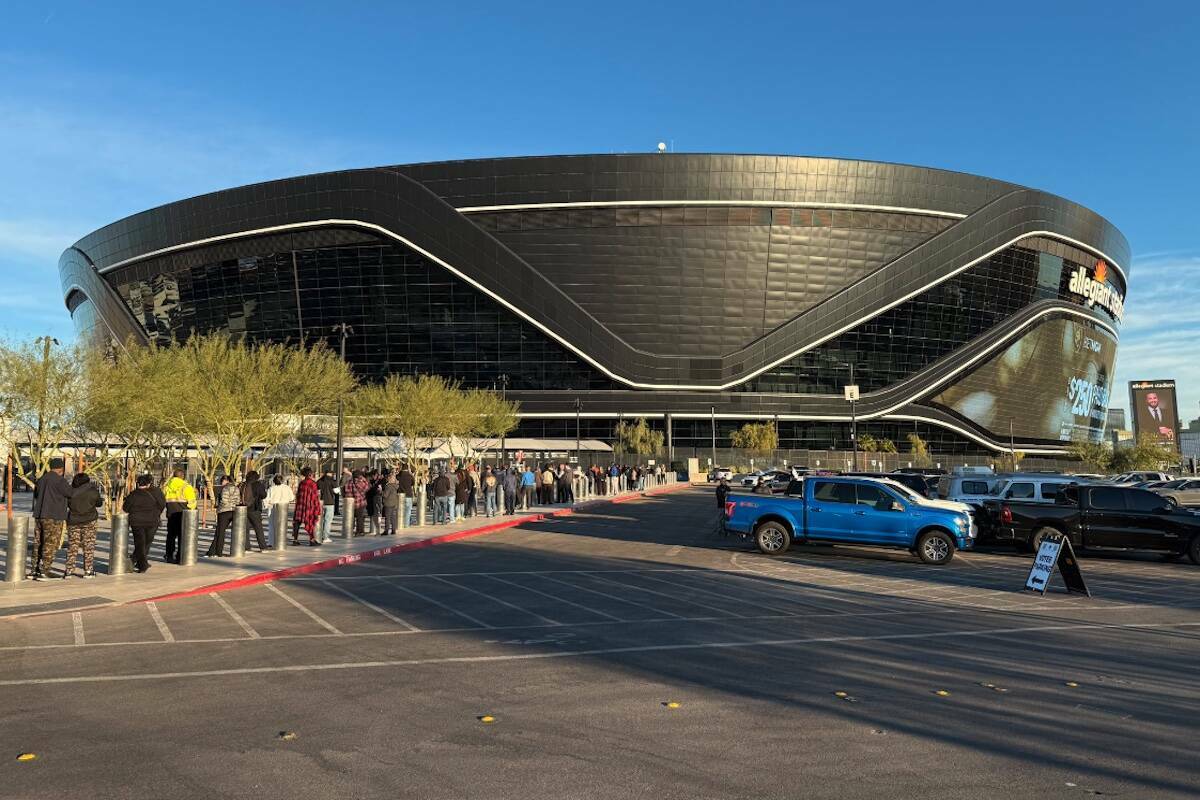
[934,690,951,697]
[278,731,298,741]
[479,715,496,724]
[16,753,37,762]
[664,701,681,709]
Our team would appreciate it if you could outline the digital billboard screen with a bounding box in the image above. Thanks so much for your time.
[931,317,1116,443]
[1129,380,1180,448]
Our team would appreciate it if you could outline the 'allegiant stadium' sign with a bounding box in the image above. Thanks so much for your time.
[1068,260,1124,322]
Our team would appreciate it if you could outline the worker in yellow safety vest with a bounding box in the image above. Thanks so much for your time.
[163,469,197,564]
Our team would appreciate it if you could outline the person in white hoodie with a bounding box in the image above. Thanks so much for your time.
[264,474,295,547]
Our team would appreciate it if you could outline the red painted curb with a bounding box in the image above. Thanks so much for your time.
[141,482,689,604]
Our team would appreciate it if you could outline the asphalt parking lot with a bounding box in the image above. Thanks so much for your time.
[3,488,1200,799]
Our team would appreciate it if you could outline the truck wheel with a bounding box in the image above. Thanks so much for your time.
[1188,535,1200,566]
[754,521,792,556]
[916,530,955,565]
[1030,527,1062,553]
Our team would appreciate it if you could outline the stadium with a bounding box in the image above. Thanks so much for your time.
[59,154,1128,458]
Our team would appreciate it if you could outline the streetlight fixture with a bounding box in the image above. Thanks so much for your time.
[331,323,353,479]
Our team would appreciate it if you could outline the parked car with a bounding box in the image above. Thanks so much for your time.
[745,470,792,493]
[978,475,1084,541]
[708,467,733,482]
[1156,478,1200,508]
[936,473,1004,509]
[1111,471,1173,484]
[741,470,774,488]
[723,476,976,565]
[996,484,1200,562]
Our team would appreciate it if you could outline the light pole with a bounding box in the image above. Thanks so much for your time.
[498,373,510,464]
[1009,419,1017,472]
[332,323,352,479]
[574,398,582,466]
[711,405,717,469]
[838,361,859,472]
[34,336,60,480]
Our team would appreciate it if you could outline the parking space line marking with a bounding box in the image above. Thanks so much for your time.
[6,618,1198,687]
[432,576,563,626]
[540,575,687,618]
[318,579,421,632]
[72,612,85,646]
[146,602,175,642]
[486,575,626,621]
[634,571,838,613]
[589,573,747,617]
[266,584,343,635]
[212,593,260,639]
[0,599,1171,653]
[389,581,495,629]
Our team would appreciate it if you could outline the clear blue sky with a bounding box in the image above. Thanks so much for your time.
[1,1,1197,420]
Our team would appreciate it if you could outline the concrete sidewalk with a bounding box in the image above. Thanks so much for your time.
[0,480,689,618]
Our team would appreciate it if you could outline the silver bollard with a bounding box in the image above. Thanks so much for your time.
[271,504,288,551]
[231,506,248,558]
[180,509,199,566]
[109,512,130,576]
[398,493,407,529]
[416,487,427,528]
[342,497,356,539]
[5,516,28,582]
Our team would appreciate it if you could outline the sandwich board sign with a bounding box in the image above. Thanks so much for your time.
[1025,532,1090,597]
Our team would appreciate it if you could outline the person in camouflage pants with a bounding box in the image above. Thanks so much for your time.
[33,519,67,577]
[64,471,104,578]
[64,520,98,576]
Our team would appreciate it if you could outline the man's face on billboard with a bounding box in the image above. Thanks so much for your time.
[1147,393,1160,409]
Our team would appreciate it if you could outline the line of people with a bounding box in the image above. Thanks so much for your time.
[28,458,671,579]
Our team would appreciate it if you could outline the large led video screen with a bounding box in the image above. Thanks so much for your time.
[931,316,1116,442]
[1130,380,1180,448]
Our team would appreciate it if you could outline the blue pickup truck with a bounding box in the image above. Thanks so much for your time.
[724,477,976,565]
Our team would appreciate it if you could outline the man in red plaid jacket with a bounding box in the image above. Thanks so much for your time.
[293,467,323,546]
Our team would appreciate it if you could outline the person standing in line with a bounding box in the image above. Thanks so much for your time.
[465,462,480,520]
[538,464,553,505]
[345,470,369,536]
[382,470,399,535]
[517,465,534,508]
[396,463,416,527]
[64,471,102,579]
[557,466,574,505]
[163,468,197,564]
[482,467,498,517]
[454,465,470,522]
[31,457,74,580]
[293,467,323,546]
[264,474,295,546]
[365,469,383,536]
[240,471,268,551]
[124,474,165,573]
[207,475,241,557]
[502,465,518,515]
[432,469,453,524]
[316,468,338,543]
